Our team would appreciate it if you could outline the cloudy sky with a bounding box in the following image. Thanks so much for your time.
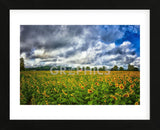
[20,25,140,69]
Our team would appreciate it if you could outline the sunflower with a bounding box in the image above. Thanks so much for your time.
[123,93,129,98]
[119,84,124,90]
[129,89,134,94]
[45,100,48,105]
[109,82,112,86]
[81,86,84,89]
[95,82,99,86]
[110,95,118,100]
[123,81,126,86]
[130,84,134,89]
[88,89,93,93]
[135,102,139,105]
[115,83,119,87]
[129,80,133,83]
[115,93,121,97]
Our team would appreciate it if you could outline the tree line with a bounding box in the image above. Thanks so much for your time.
[20,57,139,71]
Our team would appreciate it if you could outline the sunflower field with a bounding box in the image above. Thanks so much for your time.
[20,71,140,105]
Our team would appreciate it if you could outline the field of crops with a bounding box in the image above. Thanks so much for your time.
[20,71,140,105]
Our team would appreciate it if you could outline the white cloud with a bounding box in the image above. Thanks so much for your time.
[23,40,139,70]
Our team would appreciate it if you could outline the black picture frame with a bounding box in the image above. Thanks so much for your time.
[0,0,158,129]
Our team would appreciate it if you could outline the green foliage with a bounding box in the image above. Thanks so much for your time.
[20,71,140,105]
[111,65,118,71]
[128,64,134,71]
[119,67,124,71]
[20,57,25,71]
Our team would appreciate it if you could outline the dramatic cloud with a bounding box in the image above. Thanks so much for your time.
[20,25,140,69]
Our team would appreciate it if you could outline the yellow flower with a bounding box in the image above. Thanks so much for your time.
[130,84,134,89]
[135,102,139,105]
[109,82,112,86]
[115,83,119,87]
[110,95,117,100]
[104,100,106,103]
[88,89,93,93]
[115,93,121,97]
[129,89,134,94]
[45,100,48,105]
[95,82,99,86]
[91,84,95,90]
[123,93,129,98]
[81,86,84,89]
[123,81,126,85]
[119,84,124,90]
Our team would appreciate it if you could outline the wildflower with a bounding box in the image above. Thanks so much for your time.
[129,89,134,94]
[81,86,84,89]
[110,95,118,100]
[130,84,134,89]
[45,100,48,105]
[88,89,93,93]
[129,80,133,83]
[95,82,99,86]
[115,83,119,87]
[119,84,124,90]
[123,93,129,98]
[104,100,106,103]
[115,93,121,97]
[123,81,126,86]
[135,102,139,105]
[109,82,112,86]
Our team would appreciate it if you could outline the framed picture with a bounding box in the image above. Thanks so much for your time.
[10,10,149,120]
[1,0,156,129]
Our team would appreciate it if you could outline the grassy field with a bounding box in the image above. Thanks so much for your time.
[20,71,140,105]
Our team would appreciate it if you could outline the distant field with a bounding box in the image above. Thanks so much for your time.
[20,71,140,105]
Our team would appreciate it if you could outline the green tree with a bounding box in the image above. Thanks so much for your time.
[119,67,124,71]
[112,65,118,71]
[128,64,134,71]
[134,67,139,71]
[102,66,106,71]
[86,66,90,70]
[94,67,97,71]
[20,57,25,71]
[99,67,103,71]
